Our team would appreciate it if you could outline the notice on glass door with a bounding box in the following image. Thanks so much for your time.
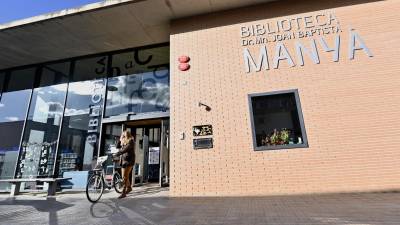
[148,147,160,165]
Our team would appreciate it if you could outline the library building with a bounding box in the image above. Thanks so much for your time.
[0,0,399,196]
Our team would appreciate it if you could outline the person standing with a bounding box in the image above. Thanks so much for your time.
[115,130,135,199]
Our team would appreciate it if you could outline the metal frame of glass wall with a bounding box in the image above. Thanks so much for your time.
[0,42,169,181]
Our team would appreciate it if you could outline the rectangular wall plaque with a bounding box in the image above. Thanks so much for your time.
[193,125,213,136]
[193,138,213,149]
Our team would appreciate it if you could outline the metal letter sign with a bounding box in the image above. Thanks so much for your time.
[241,12,373,73]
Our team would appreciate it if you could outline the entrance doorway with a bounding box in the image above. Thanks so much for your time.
[100,119,169,187]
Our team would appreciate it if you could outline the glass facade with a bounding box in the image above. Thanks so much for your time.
[0,44,169,189]
[106,46,169,117]
[16,63,69,178]
[58,56,108,176]
[0,69,35,188]
[0,72,4,97]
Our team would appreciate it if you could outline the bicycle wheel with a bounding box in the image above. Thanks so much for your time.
[86,173,104,203]
[113,172,124,194]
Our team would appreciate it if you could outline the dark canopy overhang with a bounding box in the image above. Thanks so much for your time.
[0,0,276,70]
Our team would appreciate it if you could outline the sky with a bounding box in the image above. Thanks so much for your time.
[0,0,102,24]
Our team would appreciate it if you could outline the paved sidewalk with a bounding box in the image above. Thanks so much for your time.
[0,186,399,225]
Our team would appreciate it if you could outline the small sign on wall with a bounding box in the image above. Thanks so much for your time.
[193,125,213,136]
[193,138,213,149]
[193,125,213,149]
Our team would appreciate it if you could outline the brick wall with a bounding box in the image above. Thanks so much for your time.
[169,0,400,196]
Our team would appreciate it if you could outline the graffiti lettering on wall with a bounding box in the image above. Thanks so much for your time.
[241,12,373,73]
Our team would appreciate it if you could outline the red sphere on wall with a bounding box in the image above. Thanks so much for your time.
[178,63,190,71]
[178,55,190,63]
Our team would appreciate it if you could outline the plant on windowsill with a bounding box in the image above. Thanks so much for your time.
[280,128,289,145]
[267,128,290,146]
[270,129,279,145]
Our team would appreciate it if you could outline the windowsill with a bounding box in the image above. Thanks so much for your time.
[254,143,308,151]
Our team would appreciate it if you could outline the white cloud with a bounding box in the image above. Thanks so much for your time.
[51,84,68,92]
[68,80,105,96]
[64,108,89,116]
[5,116,19,121]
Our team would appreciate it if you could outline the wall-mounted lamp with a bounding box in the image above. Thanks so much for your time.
[198,102,211,111]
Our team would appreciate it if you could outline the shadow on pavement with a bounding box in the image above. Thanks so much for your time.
[1,191,399,225]
[89,193,400,225]
[87,184,170,225]
[0,197,73,225]
[89,198,165,225]
[127,186,168,197]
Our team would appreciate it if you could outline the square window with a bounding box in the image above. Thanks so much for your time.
[249,89,308,151]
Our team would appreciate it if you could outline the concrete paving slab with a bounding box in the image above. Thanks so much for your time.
[0,186,399,225]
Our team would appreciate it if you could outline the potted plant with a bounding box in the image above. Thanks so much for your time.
[280,128,289,145]
[270,129,279,145]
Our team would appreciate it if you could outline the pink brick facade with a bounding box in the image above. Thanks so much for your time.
[169,0,400,196]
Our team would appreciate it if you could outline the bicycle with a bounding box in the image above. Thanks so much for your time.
[86,153,124,203]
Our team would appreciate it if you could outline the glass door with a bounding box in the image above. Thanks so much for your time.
[100,123,123,156]
[159,119,169,186]
[147,126,161,182]
[100,119,169,186]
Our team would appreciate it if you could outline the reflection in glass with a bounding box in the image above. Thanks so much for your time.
[59,80,105,175]
[0,90,32,123]
[0,72,5,98]
[105,46,170,117]
[16,63,69,178]
[101,124,122,155]
[0,68,35,187]
[0,45,170,190]
[99,124,122,168]
[72,56,108,82]
[57,55,107,176]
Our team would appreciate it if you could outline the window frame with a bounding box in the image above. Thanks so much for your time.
[248,89,309,151]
